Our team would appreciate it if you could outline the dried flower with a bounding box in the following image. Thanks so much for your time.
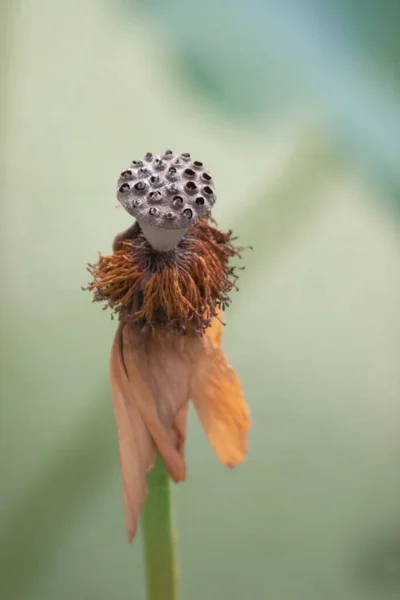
[87,218,241,334]
[85,152,250,541]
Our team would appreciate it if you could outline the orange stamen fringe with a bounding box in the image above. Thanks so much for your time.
[85,218,244,334]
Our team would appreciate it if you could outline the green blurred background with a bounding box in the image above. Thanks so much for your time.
[1,1,400,598]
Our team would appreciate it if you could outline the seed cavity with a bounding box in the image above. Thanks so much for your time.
[149,191,162,202]
[172,195,183,207]
[149,207,159,216]
[186,181,197,192]
[183,208,193,219]
[195,196,205,205]
[119,183,130,193]
[203,186,213,195]
[202,172,212,181]
[154,159,164,170]
[120,170,132,178]
[166,167,178,181]
[184,168,196,177]
[134,181,146,191]
[150,175,162,187]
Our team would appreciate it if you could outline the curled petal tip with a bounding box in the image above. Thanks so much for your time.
[127,529,136,544]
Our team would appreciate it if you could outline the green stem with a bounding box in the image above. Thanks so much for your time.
[142,456,179,600]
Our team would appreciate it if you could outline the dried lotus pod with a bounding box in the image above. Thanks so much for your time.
[116,151,216,250]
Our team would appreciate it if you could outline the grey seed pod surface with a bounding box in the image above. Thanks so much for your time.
[116,151,216,230]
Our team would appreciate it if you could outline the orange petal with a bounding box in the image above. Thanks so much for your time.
[190,317,250,466]
[110,327,156,541]
[206,309,224,347]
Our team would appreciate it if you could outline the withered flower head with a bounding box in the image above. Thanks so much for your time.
[85,151,250,541]
[87,218,241,335]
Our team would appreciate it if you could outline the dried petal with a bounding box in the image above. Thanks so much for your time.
[191,317,250,467]
[121,325,204,480]
[174,402,189,456]
[205,308,224,347]
[110,326,156,541]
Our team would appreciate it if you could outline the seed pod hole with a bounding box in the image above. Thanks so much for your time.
[203,186,213,195]
[134,181,146,191]
[149,191,162,202]
[193,161,203,167]
[149,207,159,216]
[186,181,197,192]
[121,170,132,178]
[145,152,153,161]
[181,153,191,159]
[167,184,179,194]
[132,160,143,167]
[195,196,205,205]
[184,168,196,177]
[202,172,212,181]
[119,183,130,193]
[165,212,176,220]
[183,208,193,219]
[166,167,178,181]
[172,195,183,207]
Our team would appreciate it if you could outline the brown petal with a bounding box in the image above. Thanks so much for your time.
[110,326,156,541]
[112,222,141,251]
[174,401,189,456]
[121,325,199,482]
[190,317,250,466]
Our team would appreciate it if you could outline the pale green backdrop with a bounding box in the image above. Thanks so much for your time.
[1,1,400,599]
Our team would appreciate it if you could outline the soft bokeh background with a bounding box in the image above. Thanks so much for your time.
[1,1,400,598]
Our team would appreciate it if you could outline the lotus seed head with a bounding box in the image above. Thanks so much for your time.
[116,151,216,231]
